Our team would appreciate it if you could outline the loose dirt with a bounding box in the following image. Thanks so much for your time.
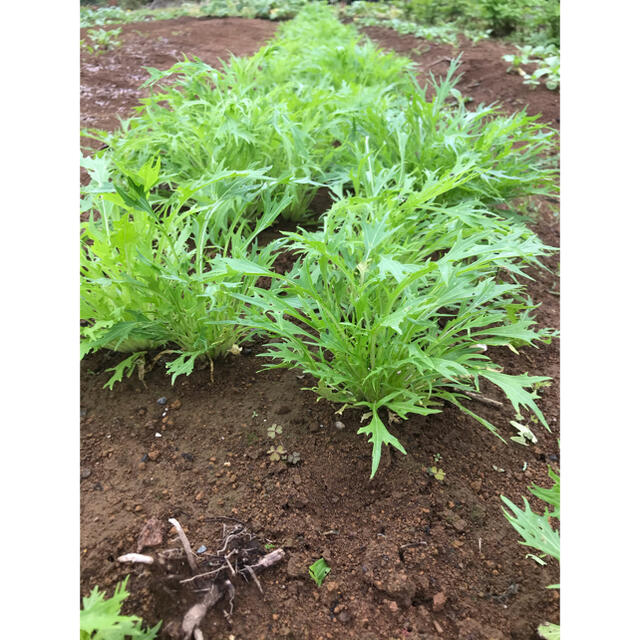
[81,15,559,640]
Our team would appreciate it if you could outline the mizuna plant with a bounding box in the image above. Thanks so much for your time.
[80,576,161,640]
[215,182,555,478]
[83,5,555,225]
[502,466,560,639]
[80,158,290,387]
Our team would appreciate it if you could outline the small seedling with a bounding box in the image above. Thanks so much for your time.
[309,558,331,587]
[287,451,301,465]
[264,542,276,551]
[267,444,287,461]
[510,420,538,446]
[427,466,445,481]
[267,424,283,439]
[433,453,442,463]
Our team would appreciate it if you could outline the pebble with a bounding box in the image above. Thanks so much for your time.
[196,545,207,554]
[141,454,149,462]
[181,453,194,462]
[157,397,167,405]
[432,591,447,612]
[137,462,146,471]
[155,432,162,438]
[148,451,160,461]
[548,453,559,462]
[334,421,345,430]
[81,468,91,479]
[337,610,352,624]
[170,399,181,410]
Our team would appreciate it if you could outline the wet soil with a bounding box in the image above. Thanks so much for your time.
[80,16,560,640]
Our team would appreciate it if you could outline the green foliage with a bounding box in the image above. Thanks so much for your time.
[80,576,161,640]
[501,466,560,570]
[538,622,561,640]
[345,0,559,51]
[81,5,557,474]
[216,175,555,477]
[80,157,289,387]
[309,558,331,586]
[202,0,311,20]
[81,27,122,55]
[502,466,560,636]
[504,44,560,91]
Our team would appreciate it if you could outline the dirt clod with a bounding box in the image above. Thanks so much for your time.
[432,591,446,612]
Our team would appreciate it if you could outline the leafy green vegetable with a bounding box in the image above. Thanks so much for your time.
[309,558,331,587]
[218,181,554,477]
[502,466,560,571]
[80,576,161,640]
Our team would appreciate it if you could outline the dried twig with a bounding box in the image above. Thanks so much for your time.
[465,391,504,408]
[399,541,428,551]
[427,56,452,69]
[181,583,227,640]
[169,518,199,574]
[117,553,155,565]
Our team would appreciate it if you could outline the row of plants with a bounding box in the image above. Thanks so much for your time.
[343,1,559,89]
[80,1,559,89]
[81,4,557,480]
[80,0,311,27]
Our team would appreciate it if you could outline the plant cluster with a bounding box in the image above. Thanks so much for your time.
[80,576,161,639]
[502,466,560,638]
[342,0,560,87]
[81,5,557,477]
[81,27,123,55]
[504,44,560,91]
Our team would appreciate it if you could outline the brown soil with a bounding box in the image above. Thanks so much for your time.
[80,16,560,640]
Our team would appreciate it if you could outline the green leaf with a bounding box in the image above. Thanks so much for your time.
[501,496,560,564]
[357,407,407,479]
[481,370,550,430]
[309,558,331,587]
[104,352,146,390]
[80,576,161,640]
[537,622,560,640]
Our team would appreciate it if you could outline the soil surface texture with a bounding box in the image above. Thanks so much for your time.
[80,15,560,640]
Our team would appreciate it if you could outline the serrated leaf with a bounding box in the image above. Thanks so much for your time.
[537,622,560,640]
[357,407,407,479]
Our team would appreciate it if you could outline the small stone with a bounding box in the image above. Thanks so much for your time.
[386,600,399,613]
[334,421,345,430]
[134,505,142,512]
[137,462,146,471]
[196,545,207,554]
[325,581,339,593]
[81,468,91,479]
[195,491,203,501]
[170,399,181,409]
[337,610,352,624]
[432,591,447,612]
[157,397,167,405]
[433,619,443,634]
[148,451,160,461]
[154,432,162,438]
[141,454,149,463]
[548,453,559,462]
[181,453,194,462]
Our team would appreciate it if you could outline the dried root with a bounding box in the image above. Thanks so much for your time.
[117,516,285,640]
